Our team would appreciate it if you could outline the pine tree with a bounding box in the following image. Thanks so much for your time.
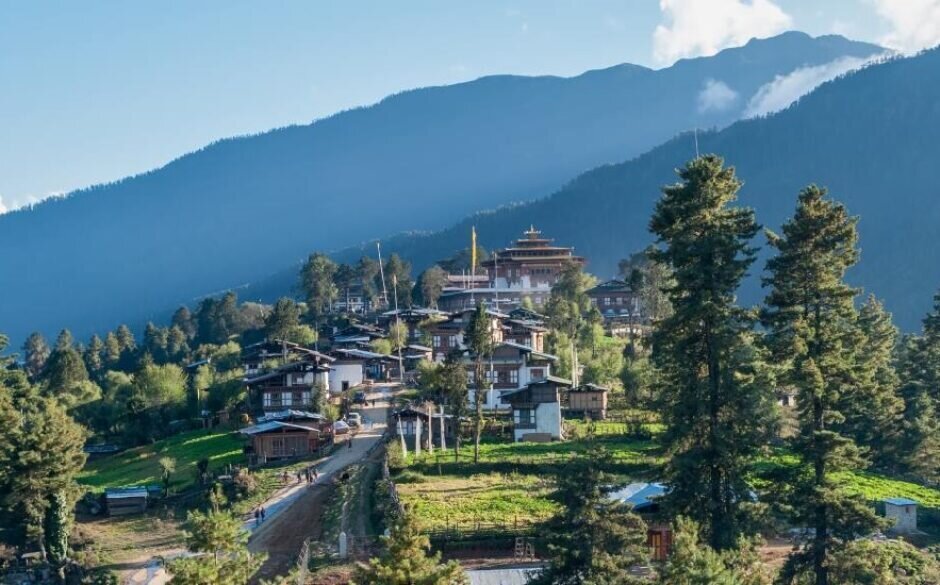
[658,517,770,585]
[385,254,414,309]
[839,295,903,469]
[465,303,494,464]
[356,256,382,308]
[166,325,191,362]
[649,155,776,550]
[22,332,51,380]
[544,261,599,385]
[143,322,170,364]
[115,324,136,353]
[172,305,197,340]
[761,186,883,585]
[300,252,338,323]
[535,444,649,585]
[417,265,448,309]
[265,297,303,341]
[439,351,468,461]
[352,510,466,585]
[84,334,105,377]
[168,509,265,585]
[0,364,87,558]
[104,331,122,367]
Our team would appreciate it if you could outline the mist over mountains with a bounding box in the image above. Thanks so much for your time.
[0,32,882,344]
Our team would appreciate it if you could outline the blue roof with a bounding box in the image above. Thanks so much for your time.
[609,482,667,511]
[885,497,918,506]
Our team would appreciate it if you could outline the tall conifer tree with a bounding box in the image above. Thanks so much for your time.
[649,155,775,550]
[761,186,882,585]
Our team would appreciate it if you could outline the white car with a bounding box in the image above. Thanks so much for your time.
[346,412,362,428]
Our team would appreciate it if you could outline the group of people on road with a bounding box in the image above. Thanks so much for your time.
[280,465,320,486]
[253,506,267,526]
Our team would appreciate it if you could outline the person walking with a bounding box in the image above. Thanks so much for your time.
[260,507,266,522]
[313,467,319,481]
[254,508,260,526]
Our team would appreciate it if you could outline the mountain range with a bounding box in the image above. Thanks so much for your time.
[0,32,884,344]
[323,44,940,331]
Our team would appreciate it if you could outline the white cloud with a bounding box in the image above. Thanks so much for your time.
[0,191,60,214]
[874,0,940,53]
[0,196,7,215]
[744,54,885,118]
[653,0,792,65]
[697,79,739,113]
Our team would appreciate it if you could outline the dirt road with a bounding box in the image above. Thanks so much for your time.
[246,386,392,581]
[126,385,393,585]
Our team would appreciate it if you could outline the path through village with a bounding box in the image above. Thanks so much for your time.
[123,385,393,585]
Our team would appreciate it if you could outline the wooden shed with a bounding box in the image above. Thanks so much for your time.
[105,487,149,516]
[567,383,609,420]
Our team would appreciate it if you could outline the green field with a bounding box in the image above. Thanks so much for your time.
[78,429,246,493]
[394,435,662,530]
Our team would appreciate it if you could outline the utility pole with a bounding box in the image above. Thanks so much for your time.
[392,274,404,383]
[377,241,389,309]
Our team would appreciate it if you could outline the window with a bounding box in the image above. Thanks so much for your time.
[604,297,611,306]
[531,368,544,381]
[302,391,311,405]
[514,408,535,427]
[448,335,457,347]
[403,421,415,435]
[590,298,597,306]
[433,335,442,348]
[271,437,286,456]
[467,370,475,384]
[263,393,272,408]
[616,297,623,305]
[282,392,293,407]
[509,369,519,384]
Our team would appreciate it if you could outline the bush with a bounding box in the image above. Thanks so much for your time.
[387,440,406,471]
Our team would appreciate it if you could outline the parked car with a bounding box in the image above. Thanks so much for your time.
[346,412,362,428]
[353,390,367,405]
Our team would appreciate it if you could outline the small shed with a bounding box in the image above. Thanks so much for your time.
[567,383,609,420]
[105,487,149,516]
[884,497,919,533]
[610,482,671,561]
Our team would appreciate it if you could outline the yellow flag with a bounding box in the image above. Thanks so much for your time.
[471,226,477,269]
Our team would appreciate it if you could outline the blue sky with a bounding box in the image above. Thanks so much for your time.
[1,0,933,211]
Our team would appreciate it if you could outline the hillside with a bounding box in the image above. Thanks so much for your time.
[323,47,940,331]
[0,32,880,344]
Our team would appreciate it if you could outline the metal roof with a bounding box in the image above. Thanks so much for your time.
[609,482,667,511]
[239,421,320,435]
[885,497,918,506]
[467,568,540,585]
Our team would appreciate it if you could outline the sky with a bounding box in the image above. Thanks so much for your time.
[2,0,939,213]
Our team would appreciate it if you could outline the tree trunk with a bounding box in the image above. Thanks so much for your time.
[705,324,725,550]
[474,358,485,464]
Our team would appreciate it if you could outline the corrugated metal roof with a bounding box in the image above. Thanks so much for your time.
[885,497,918,506]
[467,568,540,585]
[610,482,667,511]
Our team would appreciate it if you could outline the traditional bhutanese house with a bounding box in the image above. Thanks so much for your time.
[105,487,151,516]
[501,376,570,442]
[328,353,367,395]
[245,358,332,413]
[610,482,671,561]
[329,323,387,351]
[466,341,559,410]
[403,344,433,371]
[380,307,449,344]
[586,279,641,322]
[426,318,466,361]
[503,318,547,352]
[393,405,458,452]
[331,348,397,381]
[566,383,609,420]
[333,281,372,314]
[240,410,330,463]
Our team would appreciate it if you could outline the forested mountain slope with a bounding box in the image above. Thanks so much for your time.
[0,32,879,343]
[325,46,940,330]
